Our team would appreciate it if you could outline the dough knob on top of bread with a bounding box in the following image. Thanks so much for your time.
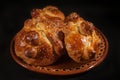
[31,6,65,20]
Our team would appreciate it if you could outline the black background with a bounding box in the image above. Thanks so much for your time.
[0,0,120,80]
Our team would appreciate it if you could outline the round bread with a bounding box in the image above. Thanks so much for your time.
[64,13,101,63]
[14,6,65,66]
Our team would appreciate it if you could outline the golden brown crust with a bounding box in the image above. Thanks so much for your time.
[64,12,101,62]
[15,29,57,66]
[14,6,101,66]
[14,6,65,66]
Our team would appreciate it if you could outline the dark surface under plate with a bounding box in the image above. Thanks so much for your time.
[0,0,120,80]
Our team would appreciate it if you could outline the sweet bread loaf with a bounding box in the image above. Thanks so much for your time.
[14,6,65,66]
[64,13,101,62]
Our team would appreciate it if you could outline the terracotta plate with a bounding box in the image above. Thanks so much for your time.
[10,28,108,75]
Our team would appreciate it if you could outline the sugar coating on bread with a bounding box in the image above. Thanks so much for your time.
[14,6,101,66]
[15,6,65,66]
